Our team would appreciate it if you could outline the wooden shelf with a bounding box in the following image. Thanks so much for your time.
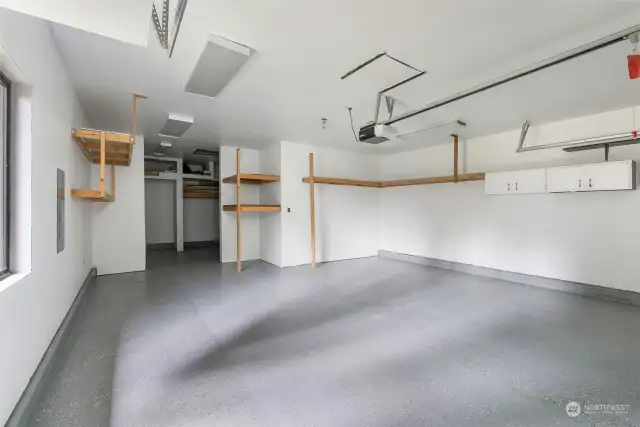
[382,173,485,187]
[302,176,382,187]
[185,193,218,199]
[71,94,145,203]
[71,189,114,202]
[223,204,281,212]
[184,173,216,181]
[73,128,135,166]
[222,174,280,184]
[302,173,485,188]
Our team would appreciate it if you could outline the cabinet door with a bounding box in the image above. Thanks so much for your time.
[485,171,515,195]
[511,168,547,194]
[582,161,635,191]
[547,165,584,193]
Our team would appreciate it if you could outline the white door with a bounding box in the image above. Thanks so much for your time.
[511,168,547,194]
[582,161,635,191]
[547,165,584,193]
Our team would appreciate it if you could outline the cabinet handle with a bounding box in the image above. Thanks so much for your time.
[589,178,592,188]
[578,179,582,188]
[515,182,518,191]
[508,183,510,191]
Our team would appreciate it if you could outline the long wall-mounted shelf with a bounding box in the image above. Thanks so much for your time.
[383,172,485,187]
[302,176,381,187]
[222,173,280,184]
[302,172,486,188]
[223,204,281,212]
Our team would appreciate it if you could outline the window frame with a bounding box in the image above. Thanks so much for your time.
[0,71,11,279]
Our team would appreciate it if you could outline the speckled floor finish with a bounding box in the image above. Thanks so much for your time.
[30,248,640,426]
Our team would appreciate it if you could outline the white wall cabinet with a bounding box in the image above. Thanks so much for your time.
[547,160,636,193]
[485,168,547,195]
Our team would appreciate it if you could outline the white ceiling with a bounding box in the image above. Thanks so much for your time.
[1,0,153,46]
[49,0,640,154]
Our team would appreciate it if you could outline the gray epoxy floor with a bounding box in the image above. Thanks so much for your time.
[31,249,640,426]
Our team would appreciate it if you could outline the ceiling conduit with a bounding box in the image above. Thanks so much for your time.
[377,24,640,127]
[516,120,640,159]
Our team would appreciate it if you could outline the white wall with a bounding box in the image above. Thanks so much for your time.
[91,137,146,275]
[144,179,176,245]
[280,141,380,267]
[0,10,93,425]
[184,198,219,243]
[379,106,640,293]
[219,146,260,262]
[259,144,281,266]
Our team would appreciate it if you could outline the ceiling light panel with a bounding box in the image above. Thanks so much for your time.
[185,34,252,98]
[159,113,194,137]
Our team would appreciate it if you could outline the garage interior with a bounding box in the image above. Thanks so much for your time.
[1,1,640,426]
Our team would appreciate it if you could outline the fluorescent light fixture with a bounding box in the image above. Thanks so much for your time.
[185,34,252,98]
[159,113,194,137]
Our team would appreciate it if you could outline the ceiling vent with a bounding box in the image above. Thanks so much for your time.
[159,114,194,137]
[185,34,252,98]
[193,148,219,156]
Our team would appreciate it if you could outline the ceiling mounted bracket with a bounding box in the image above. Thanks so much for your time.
[152,3,168,49]
[629,32,640,51]
[385,96,395,119]
[341,52,427,124]
[517,120,530,151]
[516,120,640,153]
[151,0,188,58]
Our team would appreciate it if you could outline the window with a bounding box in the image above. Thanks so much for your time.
[0,72,10,278]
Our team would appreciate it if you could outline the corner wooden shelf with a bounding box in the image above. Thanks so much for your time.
[70,189,114,202]
[73,129,135,166]
[305,135,486,268]
[223,204,281,212]
[222,174,280,184]
[223,149,281,273]
[72,94,146,202]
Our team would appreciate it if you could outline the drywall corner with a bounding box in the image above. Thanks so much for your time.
[259,143,282,266]
[91,136,146,275]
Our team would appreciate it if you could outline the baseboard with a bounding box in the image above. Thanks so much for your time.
[5,267,97,427]
[146,242,175,250]
[379,250,640,307]
[185,240,217,249]
[147,241,217,251]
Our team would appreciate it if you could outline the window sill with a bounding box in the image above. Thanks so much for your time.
[0,272,30,294]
